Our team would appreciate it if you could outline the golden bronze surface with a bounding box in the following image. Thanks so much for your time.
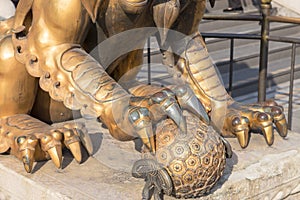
[0,0,287,198]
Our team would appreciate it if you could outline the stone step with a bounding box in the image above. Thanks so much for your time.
[0,118,300,200]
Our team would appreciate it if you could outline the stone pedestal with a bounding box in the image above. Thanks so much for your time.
[0,119,300,200]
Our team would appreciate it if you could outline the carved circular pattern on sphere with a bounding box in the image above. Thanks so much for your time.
[155,112,226,198]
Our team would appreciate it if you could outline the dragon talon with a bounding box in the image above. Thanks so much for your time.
[174,86,209,123]
[151,90,187,133]
[224,115,250,148]
[262,125,274,146]
[129,107,156,153]
[47,145,62,169]
[164,103,187,134]
[68,142,82,163]
[22,157,33,173]
[21,150,35,173]
[63,129,83,162]
[270,106,288,137]
[16,135,38,173]
[137,125,156,153]
[251,112,274,145]
[235,130,250,148]
[275,118,288,138]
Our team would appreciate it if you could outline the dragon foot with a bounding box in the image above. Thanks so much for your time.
[127,84,210,153]
[223,100,288,148]
[0,114,93,172]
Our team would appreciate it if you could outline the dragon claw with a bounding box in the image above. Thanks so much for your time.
[249,112,274,146]
[262,125,274,146]
[16,135,38,173]
[63,129,82,163]
[224,115,250,148]
[62,123,94,155]
[21,151,35,173]
[40,133,63,168]
[47,145,63,169]
[268,106,288,137]
[137,125,156,153]
[151,90,187,134]
[173,85,209,123]
[275,118,288,138]
[128,107,156,153]
[223,99,288,148]
[235,130,250,148]
[163,101,187,134]
[68,142,82,163]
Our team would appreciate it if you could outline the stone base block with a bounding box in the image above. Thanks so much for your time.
[0,119,300,200]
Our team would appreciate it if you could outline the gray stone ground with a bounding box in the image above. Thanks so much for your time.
[0,118,300,200]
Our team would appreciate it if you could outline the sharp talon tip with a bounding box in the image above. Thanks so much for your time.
[68,142,82,163]
[263,125,274,146]
[137,126,156,153]
[175,87,209,123]
[24,163,33,173]
[186,97,209,123]
[21,149,35,173]
[235,130,249,148]
[165,105,180,118]
[275,119,288,138]
[48,146,62,168]
[165,104,186,134]
[22,157,33,173]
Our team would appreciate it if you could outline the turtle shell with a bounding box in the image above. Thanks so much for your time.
[154,113,226,198]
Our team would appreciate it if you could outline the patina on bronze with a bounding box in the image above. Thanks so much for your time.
[0,0,287,199]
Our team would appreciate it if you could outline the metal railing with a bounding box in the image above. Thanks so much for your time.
[200,0,300,130]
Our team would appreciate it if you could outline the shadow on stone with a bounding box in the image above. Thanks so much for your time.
[61,149,74,169]
[90,132,103,155]
[133,138,143,153]
[32,160,47,174]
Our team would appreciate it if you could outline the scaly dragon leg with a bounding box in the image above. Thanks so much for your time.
[0,33,95,170]
[179,34,287,147]
[160,0,288,148]
[12,31,189,154]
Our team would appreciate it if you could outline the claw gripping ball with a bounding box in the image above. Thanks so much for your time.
[154,112,226,198]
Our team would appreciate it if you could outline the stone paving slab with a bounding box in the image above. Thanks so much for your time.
[0,119,300,200]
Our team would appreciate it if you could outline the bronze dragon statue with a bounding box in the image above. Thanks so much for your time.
[0,0,287,199]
